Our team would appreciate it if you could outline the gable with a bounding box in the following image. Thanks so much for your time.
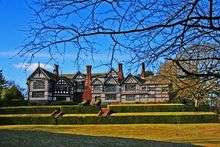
[107,69,118,78]
[73,72,85,81]
[28,68,48,80]
[92,78,102,85]
[56,79,67,85]
[105,77,118,85]
[75,74,84,79]
[124,76,138,84]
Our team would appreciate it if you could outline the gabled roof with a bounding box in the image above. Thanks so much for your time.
[104,75,119,85]
[107,68,118,77]
[27,67,58,81]
[72,71,85,79]
[56,76,73,85]
[92,78,103,85]
[92,72,107,78]
[121,73,143,85]
[62,74,76,79]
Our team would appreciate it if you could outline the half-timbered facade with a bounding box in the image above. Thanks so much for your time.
[27,63,170,103]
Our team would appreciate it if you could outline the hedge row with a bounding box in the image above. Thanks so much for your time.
[0,114,217,125]
[0,106,99,114]
[0,100,28,107]
[108,104,210,113]
[0,100,80,107]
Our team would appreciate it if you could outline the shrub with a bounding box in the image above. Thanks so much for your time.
[0,105,99,114]
[0,99,28,107]
[1,86,24,101]
[0,113,217,125]
[0,115,55,125]
[108,104,210,113]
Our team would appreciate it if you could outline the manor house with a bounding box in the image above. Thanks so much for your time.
[27,63,170,103]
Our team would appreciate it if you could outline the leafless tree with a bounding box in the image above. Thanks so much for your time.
[20,0,220,77]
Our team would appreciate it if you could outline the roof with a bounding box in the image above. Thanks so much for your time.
[27,67,58,81]
[56,76,73,85]
[28,66,169,85]
[40,68,58,80]
[92,72,107,78]
[62,74,76,79]
[121,73,143,85]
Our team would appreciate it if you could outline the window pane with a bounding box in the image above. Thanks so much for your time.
[125,84,136,91]
[126,95,136,101]
[93,85,102,91]
[104,85,116,92]
[33,80,45,89]
[105,94,116,100]
[32,91,44,98]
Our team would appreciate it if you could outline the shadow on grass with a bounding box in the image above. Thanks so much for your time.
[0,130,200,147]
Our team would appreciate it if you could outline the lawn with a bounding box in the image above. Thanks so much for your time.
[0,124,219,146]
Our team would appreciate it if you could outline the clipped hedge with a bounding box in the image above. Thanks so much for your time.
[0,115,55,125]
[0,100,28,107]
[0,105,99,114]
[0,113,218,125]
[108,104,210,113]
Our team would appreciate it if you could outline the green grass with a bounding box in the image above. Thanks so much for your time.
[0,124,219,146]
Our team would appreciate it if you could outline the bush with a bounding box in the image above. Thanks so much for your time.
[0,99,28,107]
[1,86,23,101]
[0,105,99,114]
[27,101,79,106]
[108,104,211,113]
[0,115,55,125]
[0,113,217,125]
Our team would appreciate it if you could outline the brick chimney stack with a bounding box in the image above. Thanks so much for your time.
[141,62,145,79]
[118,63,124,82]
[53,64,59,76]
[82,65,92,101]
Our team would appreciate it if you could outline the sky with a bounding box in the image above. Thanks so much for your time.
[0,0,145,89]
[0,0,31,88]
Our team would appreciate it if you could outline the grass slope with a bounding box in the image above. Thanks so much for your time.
[0,124,219,146]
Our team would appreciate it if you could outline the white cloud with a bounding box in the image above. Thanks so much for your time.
[0,51,17,57]
[14,63,53,72]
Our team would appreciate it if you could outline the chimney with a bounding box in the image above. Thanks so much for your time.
[118,63,124,82]
[53,64,59,76]
[82,65,92,101]
[141,62,145,79]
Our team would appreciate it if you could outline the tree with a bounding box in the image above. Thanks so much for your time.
[159,45,219,107]
[1,86,24,101]
[0,70,7,95]
[20,0,220,78]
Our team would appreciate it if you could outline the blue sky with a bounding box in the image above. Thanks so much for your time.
[0,1,140,89]
[0,0,162,90]
[0,0,31,88]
